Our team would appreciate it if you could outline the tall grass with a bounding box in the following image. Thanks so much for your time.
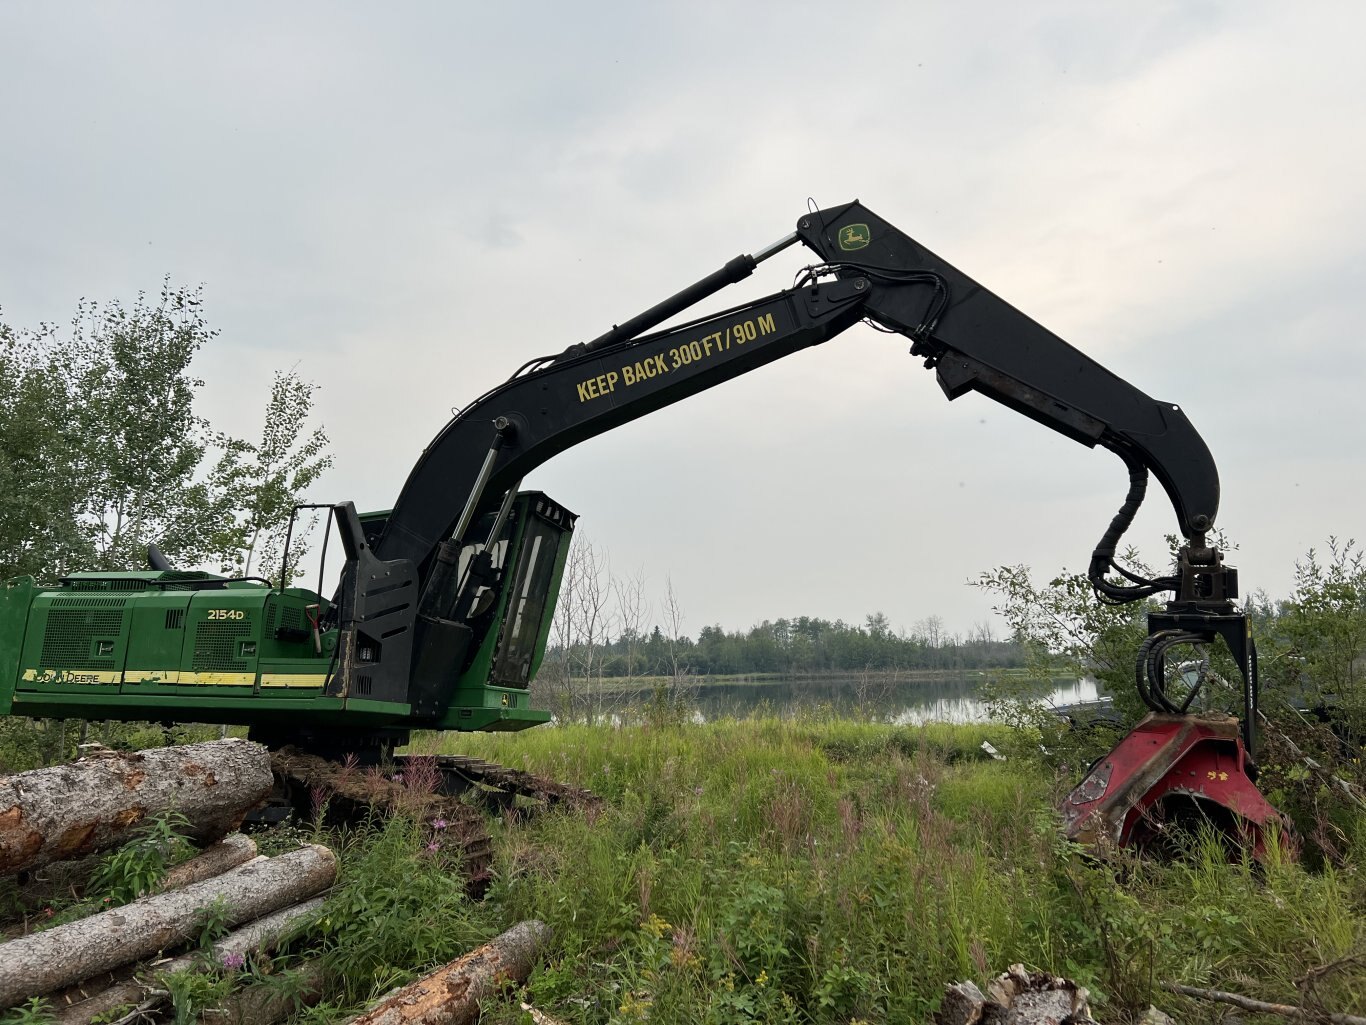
[412,718,1366,1023]
[8,717,1360,1023]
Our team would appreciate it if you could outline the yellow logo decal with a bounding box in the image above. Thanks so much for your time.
[838,223,871,251]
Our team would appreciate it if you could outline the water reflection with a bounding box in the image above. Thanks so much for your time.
[611,674,1099,724]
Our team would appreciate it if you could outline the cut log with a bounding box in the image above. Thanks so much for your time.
[0,739,274,876]
[208,957,327,1025]
[347,920,551,1025]
[207,893,325,960]
[0,844,336,1009]
[157,833,258,892]
[48,896,327,1025]
[6,835,257,932]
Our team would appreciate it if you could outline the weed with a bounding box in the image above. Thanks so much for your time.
[87,811,192,905]
[308,816,494,1006]
[460,715,1365,1022]
[195,894,233,950]
[160,968,234,1025]
[0,998,55,1025]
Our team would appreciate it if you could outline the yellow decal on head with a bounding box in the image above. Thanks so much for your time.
[838,223,871,251]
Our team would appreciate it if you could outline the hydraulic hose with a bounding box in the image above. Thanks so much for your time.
[1088,449,1180,604]
[1136,628,1209,713]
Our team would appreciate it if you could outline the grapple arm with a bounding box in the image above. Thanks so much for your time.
[795,200,1220,541]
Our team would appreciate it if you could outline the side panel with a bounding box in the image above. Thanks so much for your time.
[177,590,265,692]
[18,592,133,692]
[121,591,196,690]
[4,579,363,724]
[257,589,334,694]
[0,577,36,714]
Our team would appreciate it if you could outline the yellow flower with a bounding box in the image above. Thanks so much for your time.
[641,913,672,939]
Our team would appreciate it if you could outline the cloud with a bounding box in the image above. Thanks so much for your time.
[2,0,1364,632]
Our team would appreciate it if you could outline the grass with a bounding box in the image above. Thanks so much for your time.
[4,716,1363,1024]
[420,717,1366,1024]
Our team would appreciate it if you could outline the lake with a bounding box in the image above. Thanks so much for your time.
[602,673,1101,724]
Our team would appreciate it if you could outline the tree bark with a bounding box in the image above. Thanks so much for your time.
[936,965,1095,1025]
[206,957,327,1025]
[347,920,551,1025]
[158,833,258,893]
[48,896,327,1025]
[5,837,259,941]
[0,844,336,1009]
[0,739,274,876]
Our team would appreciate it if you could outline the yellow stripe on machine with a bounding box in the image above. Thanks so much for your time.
[177,672,256,686]
[260,674,327,689]
[21,668,122,685]
[23,668,326,689]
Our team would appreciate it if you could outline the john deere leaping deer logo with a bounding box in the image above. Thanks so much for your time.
[838,223,871,251]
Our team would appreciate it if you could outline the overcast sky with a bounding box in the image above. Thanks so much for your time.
[3,1,1364,640]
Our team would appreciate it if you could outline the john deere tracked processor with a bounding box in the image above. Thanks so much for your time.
[0,199,1286,854]
[0,493,574,758]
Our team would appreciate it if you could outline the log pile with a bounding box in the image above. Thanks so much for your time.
[2,742,561,1024]
[0,844,336,1007]
[1,741,334,1022]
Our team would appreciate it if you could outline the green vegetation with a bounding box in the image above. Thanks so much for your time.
[0,285,329,582]
[408,716,1364,1024]
[577,615,1025,678]
[3,716,1363,1023]
[0,720,233,775]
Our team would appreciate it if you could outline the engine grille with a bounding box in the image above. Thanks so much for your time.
[191,620,253,672]
[40,606,127,669]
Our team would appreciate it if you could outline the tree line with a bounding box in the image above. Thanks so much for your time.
[577,614,1024,679]
[542,535,1024,693]
[0,282,330,583]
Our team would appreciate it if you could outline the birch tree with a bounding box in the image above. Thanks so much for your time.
[210,368,333,582]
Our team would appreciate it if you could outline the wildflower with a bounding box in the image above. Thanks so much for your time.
[426,841,442,852]
[755,969,769,988]
[641,913,672,939]
[220,951,246,971]
[431,818,448,830]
